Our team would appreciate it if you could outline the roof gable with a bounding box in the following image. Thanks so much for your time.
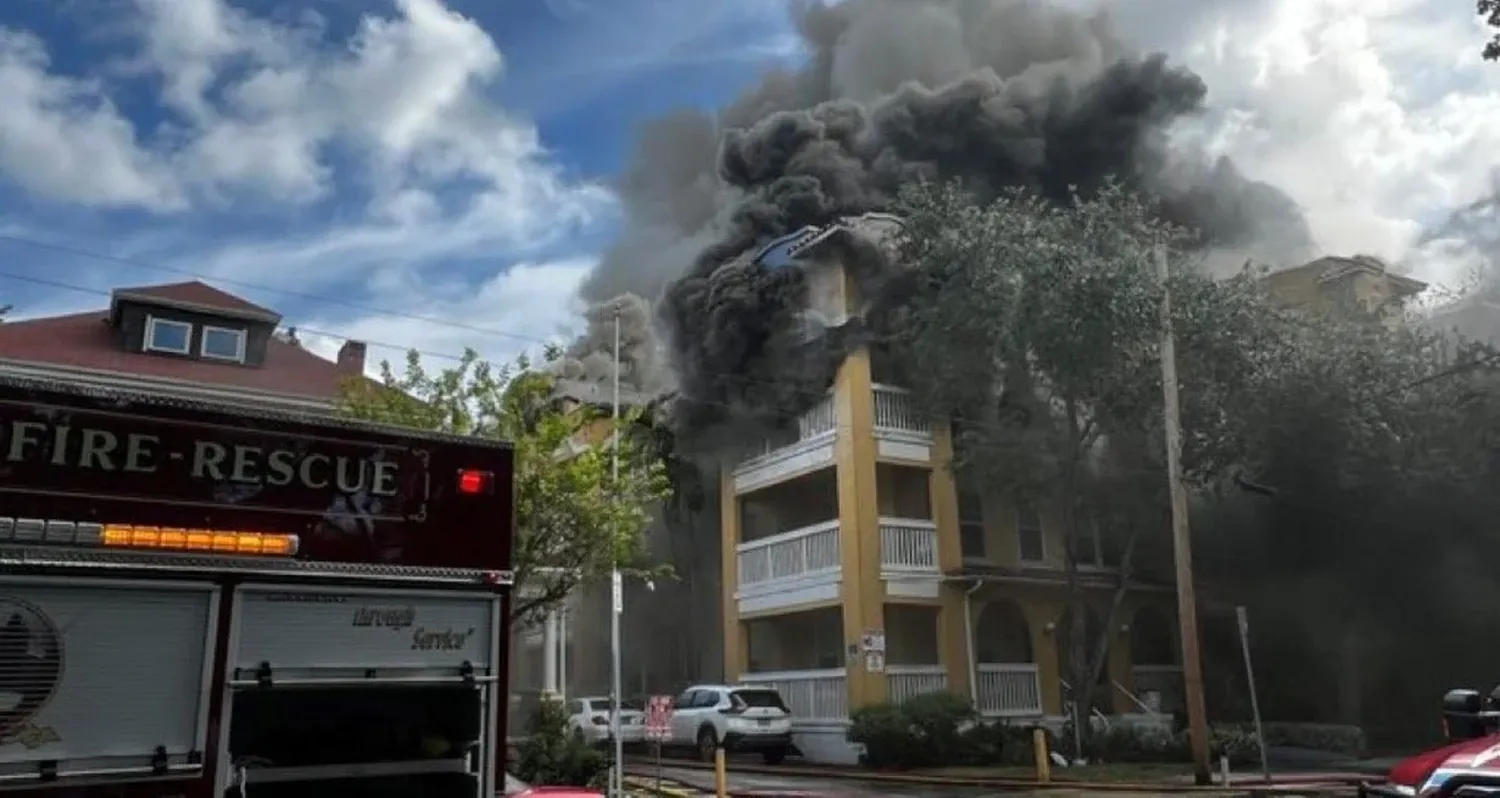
[110,281,282,324]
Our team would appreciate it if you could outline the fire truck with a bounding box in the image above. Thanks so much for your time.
[0,375,515,798]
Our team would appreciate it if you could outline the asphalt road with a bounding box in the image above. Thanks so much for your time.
[629,764,999,797]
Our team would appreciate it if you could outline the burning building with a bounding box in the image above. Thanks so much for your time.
[556,0,1344,761]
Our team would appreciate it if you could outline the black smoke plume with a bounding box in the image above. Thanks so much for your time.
[580,0,1314,448]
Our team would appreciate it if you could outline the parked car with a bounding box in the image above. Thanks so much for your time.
[565,696,647,747]
[667,684,793,764]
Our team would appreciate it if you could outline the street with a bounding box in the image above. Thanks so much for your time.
[621,765,1282,798]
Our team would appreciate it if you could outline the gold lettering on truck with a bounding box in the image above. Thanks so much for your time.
[0,417,403,497]
[411,627,476,652]
[351,606,416,630]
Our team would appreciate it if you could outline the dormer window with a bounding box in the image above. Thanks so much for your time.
[201,325,247,363]
[144,316,192,355]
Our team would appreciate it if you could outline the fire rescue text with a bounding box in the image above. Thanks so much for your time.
[0,418,401,497]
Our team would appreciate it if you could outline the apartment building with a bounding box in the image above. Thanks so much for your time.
[719,215,1182,764]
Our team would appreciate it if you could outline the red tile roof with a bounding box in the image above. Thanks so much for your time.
[0,310,347,401]
[111,280,282,322]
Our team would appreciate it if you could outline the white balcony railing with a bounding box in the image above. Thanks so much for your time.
[976,663,1044,717]
[879,518,939,574]
[739,395,837,465]
[741,668,849,722]
[887,664,947,704]
[736,521,841,587]
[872,384,930,437]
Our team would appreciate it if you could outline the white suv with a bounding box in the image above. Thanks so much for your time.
[667,684,793,764]
[565,696,645,746]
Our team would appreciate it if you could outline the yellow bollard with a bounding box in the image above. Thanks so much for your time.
[1032,727,1051,784]
[714,746,727,798]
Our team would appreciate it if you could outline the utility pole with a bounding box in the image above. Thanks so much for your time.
[608,304,625,798]
[1156,243,1212,785]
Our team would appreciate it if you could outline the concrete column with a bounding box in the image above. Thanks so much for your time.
[558,607,569,699]
[542,608,560,697]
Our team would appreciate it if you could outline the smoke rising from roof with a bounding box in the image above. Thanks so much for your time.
[578,0,1317,445]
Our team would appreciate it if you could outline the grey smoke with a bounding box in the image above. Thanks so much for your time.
[578,0,1315,443]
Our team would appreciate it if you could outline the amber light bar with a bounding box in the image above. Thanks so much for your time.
[102,525,299,557]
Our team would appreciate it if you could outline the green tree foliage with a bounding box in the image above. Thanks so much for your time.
[1482,0,1500,61]
[338,346,672,623]
[513,700,609,788]
[883,177,1500,744]
[882,179,1280,742]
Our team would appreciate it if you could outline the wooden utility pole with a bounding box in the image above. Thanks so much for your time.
[1156,243,1213,785]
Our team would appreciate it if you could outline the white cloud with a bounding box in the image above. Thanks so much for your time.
[0,0,613,280]
[1105,0,1500,286]
[299,258,594,377]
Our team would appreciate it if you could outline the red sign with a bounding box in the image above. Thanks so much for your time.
[645,694,672,740]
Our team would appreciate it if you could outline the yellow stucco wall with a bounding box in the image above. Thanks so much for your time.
[832,347,889,706]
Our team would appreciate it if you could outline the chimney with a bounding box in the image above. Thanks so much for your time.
[336,340,367,377]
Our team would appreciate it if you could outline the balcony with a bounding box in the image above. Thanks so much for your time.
[740,668,849,723]
[735,521,841,614]
[879,517,941,599]
[732,395,837,494]
[976,663,1044,717]
[872,385,933,462]
[887,664,948,704]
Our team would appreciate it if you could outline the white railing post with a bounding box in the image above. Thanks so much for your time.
[736,521,842,589]
[877,518,939,574]
[975,663,1044,717]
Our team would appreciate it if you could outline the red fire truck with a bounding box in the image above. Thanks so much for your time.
[0,375,515,798]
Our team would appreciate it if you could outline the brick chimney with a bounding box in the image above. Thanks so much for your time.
[336,340,367,377]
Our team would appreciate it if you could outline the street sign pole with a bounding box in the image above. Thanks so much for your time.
[646,695,672,795]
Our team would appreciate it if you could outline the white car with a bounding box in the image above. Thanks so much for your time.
[667,684,793,764]
[565,696,646,746]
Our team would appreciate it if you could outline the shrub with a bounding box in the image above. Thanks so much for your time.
[1261,722,1367,758]
[961,720,1047,766]
[848,691,977,770]
[514,699,609,788]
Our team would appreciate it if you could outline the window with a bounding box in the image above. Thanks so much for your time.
[673,690,697,709]
[1072,520,1107,569]
[144,316,192,355]
[201,325,247,362]
[1017,503,1045,563]
[958,488,985,559]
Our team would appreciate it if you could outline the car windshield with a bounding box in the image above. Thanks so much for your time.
[731,688,788,711]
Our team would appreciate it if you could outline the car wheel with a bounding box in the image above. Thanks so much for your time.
[761,747,787,765]
[696,727,717,763]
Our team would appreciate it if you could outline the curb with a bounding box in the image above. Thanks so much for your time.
[622,757,1366,794]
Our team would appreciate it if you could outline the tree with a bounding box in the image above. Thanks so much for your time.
[337,347,672,623]
[1482,0,1500,60]
[877,179,1284,749]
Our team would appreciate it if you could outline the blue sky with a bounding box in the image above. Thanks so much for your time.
[0,0,800,370]
[3,0,1500,373]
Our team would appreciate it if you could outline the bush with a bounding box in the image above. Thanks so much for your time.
[1260,722,1367,758]
[514,699,609,788]
[961,720,1046,766]
[848,691,976,769]
[849,691,1052,770]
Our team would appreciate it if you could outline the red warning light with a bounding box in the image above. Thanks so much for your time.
[457,469,492,495]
